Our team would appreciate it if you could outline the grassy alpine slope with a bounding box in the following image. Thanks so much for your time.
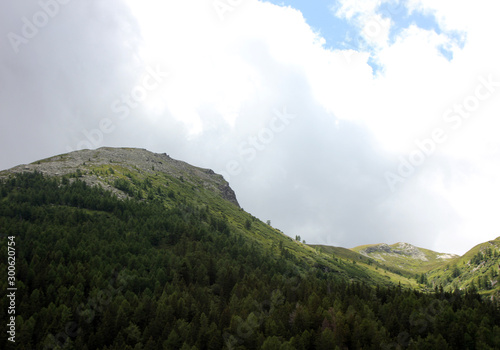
[0,147,499,349]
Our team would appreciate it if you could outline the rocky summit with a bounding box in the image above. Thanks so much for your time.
[359,242,429,261]
[0,147,239,207]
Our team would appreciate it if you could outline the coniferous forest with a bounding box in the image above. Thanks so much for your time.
[1,171,500,349]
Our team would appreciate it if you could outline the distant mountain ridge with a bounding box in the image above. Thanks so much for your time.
[353,242,458,263]
[350,240,500,297]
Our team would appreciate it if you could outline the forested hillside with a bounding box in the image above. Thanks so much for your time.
[1,151,500,349]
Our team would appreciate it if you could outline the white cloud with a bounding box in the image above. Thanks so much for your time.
[333,0,382,20]
[2,0,500,255]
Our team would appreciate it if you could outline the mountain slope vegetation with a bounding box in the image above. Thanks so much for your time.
[423,237,500,297]
[1,148,499,349]
[350,240,500,298]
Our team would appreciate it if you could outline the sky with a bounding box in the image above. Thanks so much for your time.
[1,0,500,255]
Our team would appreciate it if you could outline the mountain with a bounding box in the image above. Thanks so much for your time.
[0,147,417,288]
[351,242,459,275]
[350,240,500,297]
[0,147,239,206]
[1,147,499,349]
[424,237,500,296]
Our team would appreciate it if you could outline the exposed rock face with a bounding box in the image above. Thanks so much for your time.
[391,242,428,261]
[218,183,239,207]
[360,242,429,261]
[0,147,240,207]
[364,243,392,254]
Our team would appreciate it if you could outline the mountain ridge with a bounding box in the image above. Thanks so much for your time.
[1,147,412,286]
[0,147,240,207]
[352,242,459,261]
[1,147,499,294]
[0,147,494,275]
[0,147,485,263]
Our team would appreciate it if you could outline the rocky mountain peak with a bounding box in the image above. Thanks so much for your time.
[359,242,429,261]
[0,147,239,207]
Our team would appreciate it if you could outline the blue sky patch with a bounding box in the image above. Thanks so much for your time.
[263,0,354,50]
[263,0,466,73]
